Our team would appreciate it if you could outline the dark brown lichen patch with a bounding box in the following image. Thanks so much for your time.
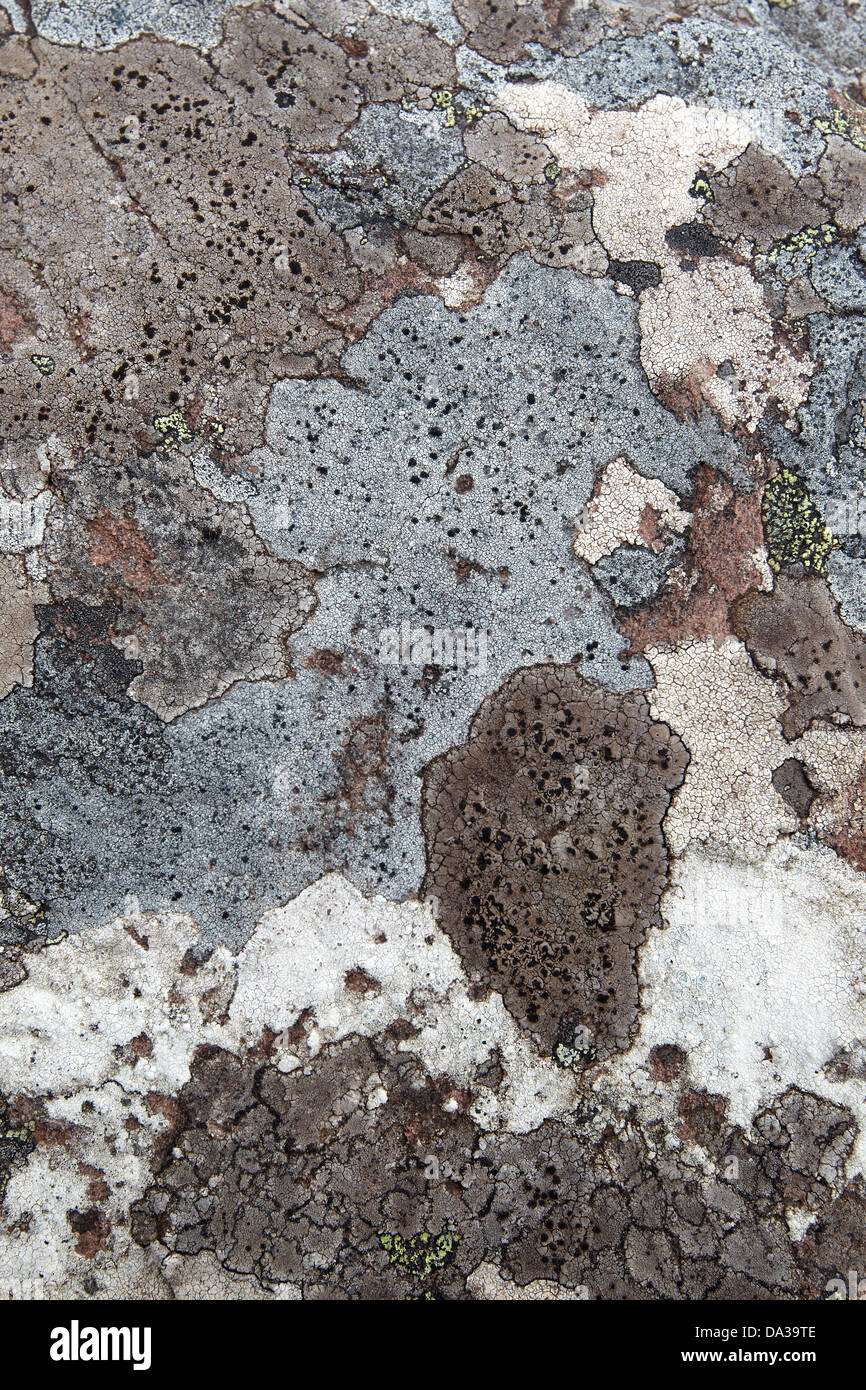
[420,665,688,1055]
[43,449,315,720]
[648,1043,687,1082]
[705,145,827,252]
[772,756,818,818]
[128,1036,866,1300]
[732,572,866,738]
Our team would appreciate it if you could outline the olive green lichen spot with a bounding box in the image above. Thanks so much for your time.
[763,466,837,574]
[31,353,54,375]
[378,1229,459,1278]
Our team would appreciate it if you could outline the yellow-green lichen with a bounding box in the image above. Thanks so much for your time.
[430,88,485,128]
[378,1229,459,1278]
[30,353,55,375]
[153,409,194,443]
[689,172,714,202]
[0,1120,34,1143]
[767,221,838,267]
[814,107,866,152]
[763,466,837,574]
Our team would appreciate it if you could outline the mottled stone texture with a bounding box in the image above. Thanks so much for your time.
[2,0,866,1305]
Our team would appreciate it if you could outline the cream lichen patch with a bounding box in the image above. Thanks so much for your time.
[646,631,866,870]
[615,841,866,1177]
[638,260,813,429]
[493,82,753,264]
[573,455,690,565]
[646,637,798,859]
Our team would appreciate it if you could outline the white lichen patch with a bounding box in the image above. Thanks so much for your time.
[0,487,51,554]
[230,874,577,1132]
[466,1261,589,1299]
[613,840,866,1177]
[573,455,690,565]
[646,636,798,859]
[493,83,753,264]
[639,261,813,428]
[0,875,582,1295]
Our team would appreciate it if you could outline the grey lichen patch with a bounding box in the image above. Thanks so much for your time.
[4,0,866,1309]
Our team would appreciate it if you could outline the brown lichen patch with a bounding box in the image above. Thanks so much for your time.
[649,1043,687,1082]
[818,763,866,873]
[705,144,827,251]
[333,712,392,817]
[344,966,380,994]
[304,648,344,676]
[127,1032,866,1300]
[621,466,766,651]
[417,162,602,273]
[85,511,165,599]
[66,1205,111,1259]
[651,361,718,422]
[0,286,36,355]
[732,572,866,738]
[420,665,688,1054]
[44,450,315,720]
[816,136,866,233]
[0,12,459,469]
[677,1090,727,1148]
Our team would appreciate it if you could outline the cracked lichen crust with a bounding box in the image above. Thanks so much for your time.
[3,0,866,1304]
[421,664,688,1055]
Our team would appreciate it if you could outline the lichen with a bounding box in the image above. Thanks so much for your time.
[762,466,837,574]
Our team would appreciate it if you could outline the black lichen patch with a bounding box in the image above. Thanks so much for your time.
[664,221,724,260]
[420,665,688,1054]
[607,258,662,293]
